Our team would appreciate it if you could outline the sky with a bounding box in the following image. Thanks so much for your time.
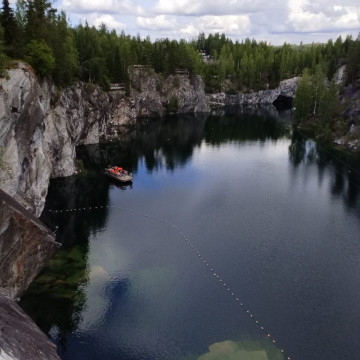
[14,0,360,45]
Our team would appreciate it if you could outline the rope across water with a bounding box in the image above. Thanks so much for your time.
[47,204,292,360]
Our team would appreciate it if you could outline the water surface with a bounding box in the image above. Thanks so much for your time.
[21,107,360,360]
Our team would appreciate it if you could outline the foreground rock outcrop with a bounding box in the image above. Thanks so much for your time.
[0,188,57,299]
[0,289,60,360]
[0,188,59,360]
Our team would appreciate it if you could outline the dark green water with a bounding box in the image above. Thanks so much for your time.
[21,107,360,360]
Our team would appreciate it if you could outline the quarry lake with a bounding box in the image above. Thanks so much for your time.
[21,107,360,360]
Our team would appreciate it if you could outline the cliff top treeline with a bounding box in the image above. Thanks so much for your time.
[0,0,359,93]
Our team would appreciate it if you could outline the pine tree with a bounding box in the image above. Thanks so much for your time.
[320,79,339,122]
[25,0,52,42]
[25,39,55,76]
[346,34,360,84]
[0,24,6,75]
[293,68,312,123]
[0,0,19,57]
[312,64,326,117]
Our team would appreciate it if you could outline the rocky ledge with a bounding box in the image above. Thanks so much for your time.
[0,289,60,360]
[0,188,59,360]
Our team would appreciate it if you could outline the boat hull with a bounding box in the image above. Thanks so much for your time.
[105,170,132,183]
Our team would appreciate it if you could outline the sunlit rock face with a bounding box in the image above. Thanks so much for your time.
[0,63,54,215]
[0,289,60,360]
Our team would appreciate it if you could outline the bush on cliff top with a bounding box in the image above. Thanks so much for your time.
[25,40,55,77]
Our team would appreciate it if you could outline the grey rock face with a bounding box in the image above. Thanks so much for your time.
[0,188,57,298]
[0,190,59,360]
[0,64,53,215]
[130,68,210,116]
[206,77,300,107]
[0,289,60,360]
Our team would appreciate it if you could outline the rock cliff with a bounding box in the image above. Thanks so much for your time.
[0,288,60,360]
[334,83,360,151]
[0,188,57,298]
[0,62,209,215]
[130,67,209,116]
[0,188,60,359]
[206,77,300,108]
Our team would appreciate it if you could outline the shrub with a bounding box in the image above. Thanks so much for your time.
[166,96,179,114]
[25,40,55,77]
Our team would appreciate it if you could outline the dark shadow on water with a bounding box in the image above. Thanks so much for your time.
[288,129,360,208]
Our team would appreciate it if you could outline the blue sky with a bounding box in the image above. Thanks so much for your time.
[17,0,360,44]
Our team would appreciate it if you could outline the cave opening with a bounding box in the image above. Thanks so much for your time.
[273,95,293,110]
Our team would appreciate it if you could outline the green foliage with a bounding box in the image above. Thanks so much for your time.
[226,88,238,95]
[166,96,179,114]
[0,146,12,182]
[294,67,341,136]
[48,13,79,86]
[320,79,339,122]
[172,76,180,88]
[0,24,5,75]
[25,0,52,42]
[25,39,55,76]
[0,0,20,57]
[312,64,326,116]
[0,0,358,96]
[293,68,312,123]
[346,33,360,84]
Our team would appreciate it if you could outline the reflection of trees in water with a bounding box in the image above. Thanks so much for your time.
[133,114,208,172]
[78,113,208,173]
[289,131,306,166]
[20,175,110,348]
[289,130,360,209]
[78,108,290,174]
[204,109,289,145]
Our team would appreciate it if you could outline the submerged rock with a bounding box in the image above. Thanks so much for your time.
[197,339,283,360]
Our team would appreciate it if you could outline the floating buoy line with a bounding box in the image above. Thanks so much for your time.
[47,204,292,360]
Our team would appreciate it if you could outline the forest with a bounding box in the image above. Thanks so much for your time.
[0,0,359,97]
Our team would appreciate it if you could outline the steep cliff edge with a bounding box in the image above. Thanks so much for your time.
[0,189,60,359]
[0,62,209,215]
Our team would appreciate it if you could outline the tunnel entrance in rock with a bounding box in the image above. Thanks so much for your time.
[273,95,293,110]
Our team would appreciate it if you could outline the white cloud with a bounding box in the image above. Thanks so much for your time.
[180,15,251,36]
[135,14,251,40]
[288,0,360,32]
[90,14,127,31]
[137,15,178,31]
[54,0,360,44]
[62,0,144,15]
[153,0,267,16]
